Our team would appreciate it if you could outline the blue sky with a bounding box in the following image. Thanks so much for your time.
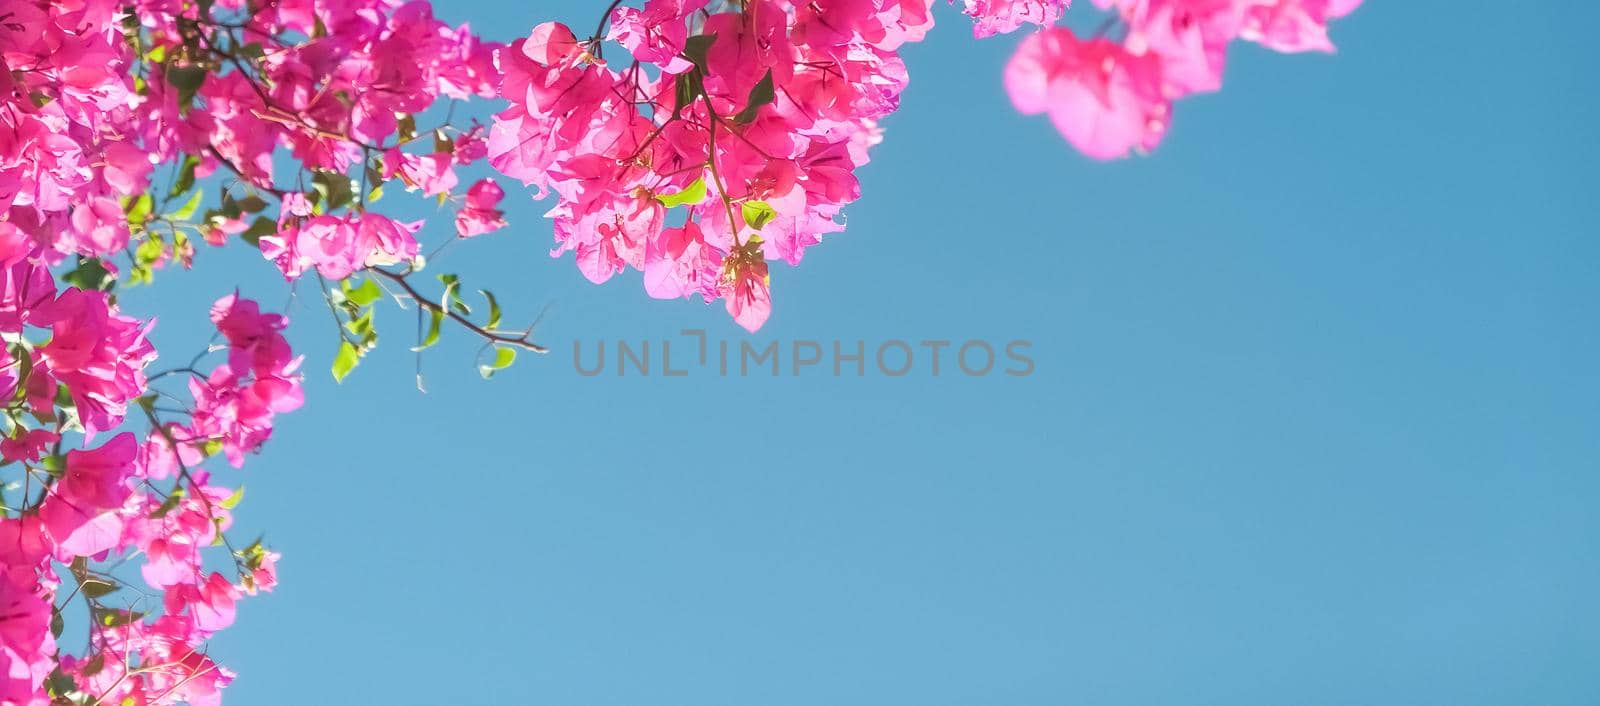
[119,1,1599,704]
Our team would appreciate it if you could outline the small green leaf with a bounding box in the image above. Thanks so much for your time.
[134,235,165,268]
[240,217,275,248]
[124,193,153,225]
[478,347,516,379]
[331,341,360,383]
[741,200,777,230]
[81,654,105,678]
[656,177,707,208]
[345,278,382,307]
[312,171,354,211]
[170,154,199,197]
[99,609,145,628]
[345,309,375,339]
[414,308,444,351]
[10,346,30,403]
[397,114,418,143]
[165,65,207,114]
[168,189,203,220]
[234,194,269,214]
[732,69,775,124]
[481,290,502,331]
[436,274,471,315]
[63,257,115,292]
[683,34,716,72]
[81,579,119,599]
[673,70,703,115]
[150,489,184,519]
[45,670,75,698]
[201,439,224,458]
[218,485,245,510]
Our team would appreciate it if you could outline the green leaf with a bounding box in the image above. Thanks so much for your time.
[168,189,203,220]
[63,258,115,292]
[312,172,354,211]
[218,485,245,510]
[124,193,153,226]
[134,235,165,267]
[674,70,703,116]
[345,278,382,307]
[234,194,269,214]
[345,309,375,340]
[170,154,200,197]
[414,308,444,351]
[81,579,119,599]
[150,489,184,519]
[331,341,360,383]
[656,176,707,208]
[741,200,777,230]
[98,610,145,628]
[478,347,516,379]
[240,217,275,248]
[732,69,775,124]
[218,193,241,220]
[397,114,418,143]
[683,34,716,72]
[45,671,75,698]
[165,65,207,114]
[80,654,105,678]
[10,346,30,403]
[481,290,502,331]
[201,439,224,458]
[436,274,471,315]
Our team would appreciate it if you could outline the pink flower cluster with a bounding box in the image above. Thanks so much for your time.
[0,1,447,703]
[184,0,510,276]
[490,0,1069,331]
[1,0,509,272]
[0,276,294,705]
[1,1,146,261]
[1005,0,1361,158]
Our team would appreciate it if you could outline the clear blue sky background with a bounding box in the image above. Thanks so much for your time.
[117,1,1598,703]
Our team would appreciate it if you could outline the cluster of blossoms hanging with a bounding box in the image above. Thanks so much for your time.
[488,0,1067,332]
[1006,0,1363,158]
[488,0,1360,331]
[0,0,1360,701]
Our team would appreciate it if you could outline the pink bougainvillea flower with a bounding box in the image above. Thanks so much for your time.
[39,433,138,558]
[1006,28,1171,159]
[35,290,156,434]
[164,572,240,634]
[1239,0,1363,53]
[383,149,459,197]
[455,179,508,237]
